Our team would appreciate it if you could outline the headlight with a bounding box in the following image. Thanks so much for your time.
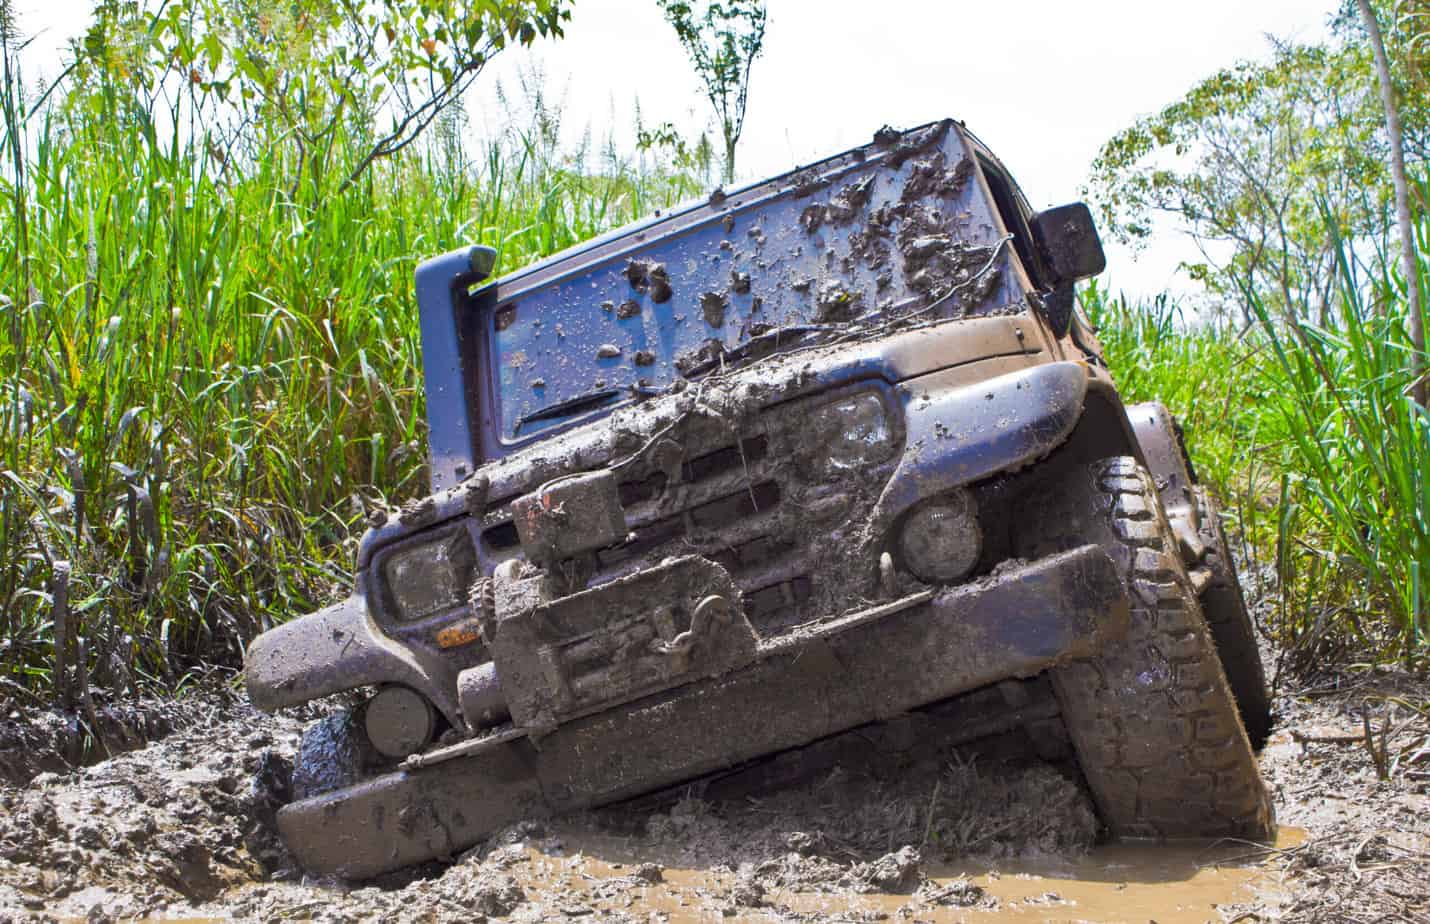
[808,392,896,472]
[381,527,477,623]
[900,490,981,583]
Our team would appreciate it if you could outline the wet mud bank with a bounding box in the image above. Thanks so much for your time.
[0,678,243,787]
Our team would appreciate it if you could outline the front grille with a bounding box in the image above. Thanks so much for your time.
[476,390,898,637]
[682,435,769,481]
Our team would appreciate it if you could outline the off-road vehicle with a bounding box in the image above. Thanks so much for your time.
[246,119,1275,880]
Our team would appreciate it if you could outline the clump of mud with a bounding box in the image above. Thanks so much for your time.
[0,706,302,919]
[624,755,1096,897]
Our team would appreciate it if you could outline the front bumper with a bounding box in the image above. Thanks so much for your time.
[244,595,463,728]
[276,542,1129,880]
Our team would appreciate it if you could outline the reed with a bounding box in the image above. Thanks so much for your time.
[0,37,700,693]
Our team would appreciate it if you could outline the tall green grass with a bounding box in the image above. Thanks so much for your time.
[1085,218,1430,669]
[1244,226,1429,666]
[0,43,701,695]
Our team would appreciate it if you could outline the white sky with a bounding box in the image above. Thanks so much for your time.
[16,0,1338,298]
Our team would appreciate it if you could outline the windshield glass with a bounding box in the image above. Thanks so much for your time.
[487,121,1020,441]
[490,279,838,438]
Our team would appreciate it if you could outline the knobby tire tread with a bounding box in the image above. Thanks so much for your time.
[1029,457,1274,839]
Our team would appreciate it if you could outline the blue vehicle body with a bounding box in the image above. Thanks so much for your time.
[415,119,1055,491]
[238,119,1274,881]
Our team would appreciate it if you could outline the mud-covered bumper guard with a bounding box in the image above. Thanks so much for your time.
[245,596,462,728]
[276,543,1130,880]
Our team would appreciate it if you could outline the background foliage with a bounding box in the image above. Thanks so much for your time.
[0,1,697,697]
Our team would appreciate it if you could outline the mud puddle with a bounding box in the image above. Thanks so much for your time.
[196,825,1304,923]
[453,827,1306,923]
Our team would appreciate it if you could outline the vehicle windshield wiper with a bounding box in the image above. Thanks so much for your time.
[680,324,843,379]
[514,383,662,434]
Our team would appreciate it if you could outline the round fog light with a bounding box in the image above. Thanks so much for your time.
[364,685,436,759]
[899,491,981,583]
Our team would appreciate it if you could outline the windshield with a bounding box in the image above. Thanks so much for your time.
[487,122,1020,442]
[490,282,850,439]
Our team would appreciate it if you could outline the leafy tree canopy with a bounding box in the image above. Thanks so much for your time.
[72,0,570,190]
[656,0,765,184]
[1088,21,1427,319]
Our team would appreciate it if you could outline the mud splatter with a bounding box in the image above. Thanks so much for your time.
[815,280,862,322]
[900,151,974,204]
[647,264,672,303]
[700,291,729,328]
[874,119,951,167]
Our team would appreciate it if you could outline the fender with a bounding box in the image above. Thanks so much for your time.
[868,360,1089,528]
[1126,400,1205,561]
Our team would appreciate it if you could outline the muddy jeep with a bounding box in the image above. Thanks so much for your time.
[245,119,1274,880]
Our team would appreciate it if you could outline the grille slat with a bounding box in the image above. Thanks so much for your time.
[682,435,769,482]
[481,429,815,631]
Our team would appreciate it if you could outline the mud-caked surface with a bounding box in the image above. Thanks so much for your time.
[0,701,1100,921]
[1230,667,1430,923]
[0,666,1426,922]
[0,681,243,788]
[0,702,302,920]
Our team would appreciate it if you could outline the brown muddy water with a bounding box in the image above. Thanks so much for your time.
[440,827,1308,923]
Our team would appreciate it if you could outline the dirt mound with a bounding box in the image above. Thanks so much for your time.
[0,705,302,918]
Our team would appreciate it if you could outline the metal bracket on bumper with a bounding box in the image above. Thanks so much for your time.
[276,543,1130,880]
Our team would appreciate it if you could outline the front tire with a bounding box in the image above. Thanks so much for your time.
[291,709,374,801]
[1019,457,1274,840]
[1192,486,1273,749]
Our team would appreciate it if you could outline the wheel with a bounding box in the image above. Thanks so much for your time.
[1192,486,1272,749]
[291,709,374,801]
[1017,457,1274,840]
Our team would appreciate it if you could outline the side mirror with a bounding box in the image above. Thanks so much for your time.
[467,244,498,282]
[1030,203,1105,287]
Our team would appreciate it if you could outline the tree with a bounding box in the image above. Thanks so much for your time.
[635,116,716,182]
[1357,0,1426,405]
[656,0,766,185]
[73,0,570,192]
[1088,40,1417,326]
